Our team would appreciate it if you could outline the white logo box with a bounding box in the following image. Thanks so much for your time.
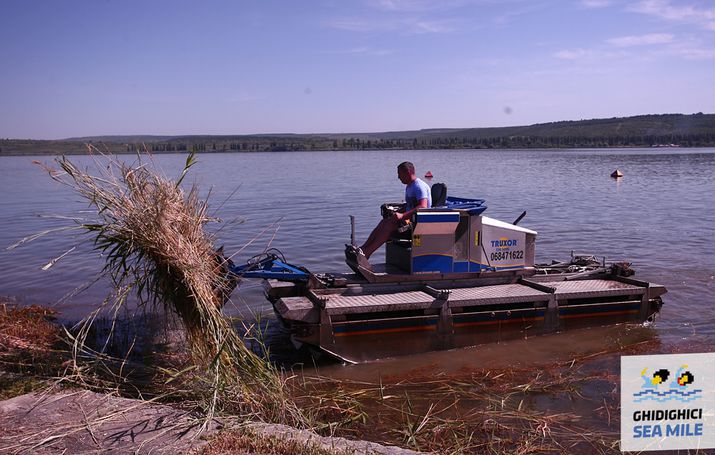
[621,352,715,452]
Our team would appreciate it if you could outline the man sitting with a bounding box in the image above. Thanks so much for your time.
[348,161,431,263]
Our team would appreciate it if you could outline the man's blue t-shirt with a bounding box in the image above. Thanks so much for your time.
[405,178,432,211]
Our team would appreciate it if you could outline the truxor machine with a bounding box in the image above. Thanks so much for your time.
[230,193,665,363]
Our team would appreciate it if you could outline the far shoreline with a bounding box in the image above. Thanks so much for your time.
[0,144,712,158]
[2,113,715,155]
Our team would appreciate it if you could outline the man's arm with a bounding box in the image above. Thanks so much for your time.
[395,198,428,221]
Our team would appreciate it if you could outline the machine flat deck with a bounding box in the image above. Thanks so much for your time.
[276,277,657,317]
[549,279,645,298]
[446,283,551,307]
[266,270,665,363]
[321,291,437,315]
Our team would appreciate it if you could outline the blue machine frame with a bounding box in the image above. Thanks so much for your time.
[230,254,309,281]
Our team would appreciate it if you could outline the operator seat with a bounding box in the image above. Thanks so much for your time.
[430,183,447,207]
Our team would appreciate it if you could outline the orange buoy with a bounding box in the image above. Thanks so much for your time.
[424,171,433,179]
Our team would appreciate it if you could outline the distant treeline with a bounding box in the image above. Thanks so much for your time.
[143,133,715,153]
[2,113,714,156]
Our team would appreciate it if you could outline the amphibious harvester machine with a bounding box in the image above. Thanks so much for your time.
[230,192,666,363]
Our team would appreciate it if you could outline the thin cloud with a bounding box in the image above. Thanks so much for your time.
[582,0,612,8]
[367,0,470,12]
[322,47,394,56]
[325,17,457,34]
[332,0,530,33]
[327,18,378,32]
[556,37,715,62]
[553,49,589,59]
[494,2,550,25]
[663,40,715,59]
[412,20,456,33]
[607,33,673,47]
[672,47,715,59]
[629,0,715,31]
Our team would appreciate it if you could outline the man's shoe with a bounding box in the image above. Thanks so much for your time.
[344,245,372,274]
[354,248,372,272]
[345,244,357,258]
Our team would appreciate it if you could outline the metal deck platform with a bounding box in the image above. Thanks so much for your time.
[274,276,663,317]
[267,271,665,363]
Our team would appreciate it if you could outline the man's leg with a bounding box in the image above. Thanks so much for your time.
[360,217,399,259]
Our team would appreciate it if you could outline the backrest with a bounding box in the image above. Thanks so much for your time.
[431,183,447,207]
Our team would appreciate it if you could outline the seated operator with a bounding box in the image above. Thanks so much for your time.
[349,161,432,260]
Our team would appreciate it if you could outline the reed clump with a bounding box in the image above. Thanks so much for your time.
[40,149,303,425]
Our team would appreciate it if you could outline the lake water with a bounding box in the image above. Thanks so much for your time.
[1,148,714,373]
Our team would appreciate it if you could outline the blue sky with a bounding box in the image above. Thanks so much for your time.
[1,0,714,139]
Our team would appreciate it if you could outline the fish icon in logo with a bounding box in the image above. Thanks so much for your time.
[634,365,702,403]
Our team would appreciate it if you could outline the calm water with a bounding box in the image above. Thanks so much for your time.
[1,149,714,372]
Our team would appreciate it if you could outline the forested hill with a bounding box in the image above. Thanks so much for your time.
[2,113,714,156]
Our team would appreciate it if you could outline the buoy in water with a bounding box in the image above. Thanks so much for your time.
[424,171,433,179]
[611,169,623,178]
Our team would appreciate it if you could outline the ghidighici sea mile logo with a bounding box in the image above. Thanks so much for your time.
[621,353,714,452]
[632,365,703,439]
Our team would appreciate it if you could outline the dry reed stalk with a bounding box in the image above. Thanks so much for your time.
[39,148,303,425]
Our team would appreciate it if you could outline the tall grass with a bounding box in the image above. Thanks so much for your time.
[39,148,303,425]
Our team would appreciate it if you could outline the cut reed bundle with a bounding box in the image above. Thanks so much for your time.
[42,148,302,424]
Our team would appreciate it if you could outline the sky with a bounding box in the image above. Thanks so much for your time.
[1,0,714,139]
